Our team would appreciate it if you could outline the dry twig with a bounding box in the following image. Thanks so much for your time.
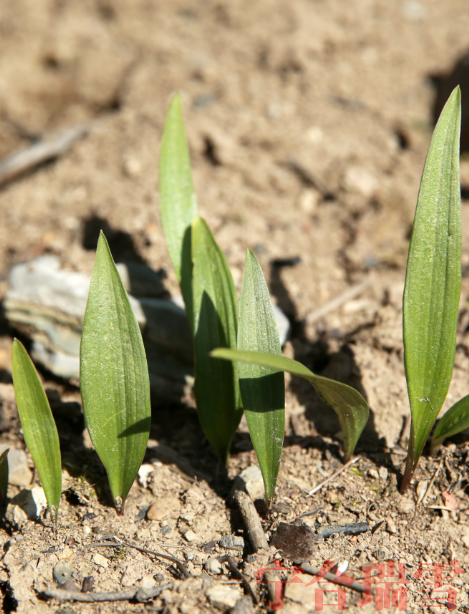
[301,564,368,595]
[90,536,190,578]
[218,555,259,605]
[43,584,170,602]
[233,490,268,551]
[0,122,94,187]
[308,457,360,496]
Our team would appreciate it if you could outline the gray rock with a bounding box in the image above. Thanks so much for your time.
[0,445,32,487]
[4,256,192,405]
[53,561,76,585]
[219,535,245,551]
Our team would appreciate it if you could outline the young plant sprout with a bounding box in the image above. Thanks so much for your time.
[159,95,243,463]
[401,86,462,492]
[11,340,62,524]
[237,249,285,504]
[80,232,151,513]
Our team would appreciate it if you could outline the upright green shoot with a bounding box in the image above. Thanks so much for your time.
[237,250,285,503]
[192,218,243,463]
[401,87,461,492]
[80,233,151,512]
[159,93,197,323]
[11,340,62,523]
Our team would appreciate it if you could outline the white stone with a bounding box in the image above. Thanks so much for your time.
[138,464,154,488]
[184,530,198,543]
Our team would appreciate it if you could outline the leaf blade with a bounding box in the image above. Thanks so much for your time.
[431,395,469,454]
[192,217,243,462]
[80,232,151,509]
[403,87,461,478]
[159,93,197,321]
[211,348,369,460]
[237,249,285,502]
[11,339,61,519]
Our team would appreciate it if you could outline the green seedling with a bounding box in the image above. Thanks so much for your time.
[80,232,151,512]
[401,87,461,492]
[11,340,62,523]
[159,92,197,325]
[192,217,243,463]
[212,349,369,462]
[159,95,242,462]
[237,249,285,503]
[0,449,8,505]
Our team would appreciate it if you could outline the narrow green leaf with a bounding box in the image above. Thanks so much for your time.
[192,217,243,462]
[402,87,461,489]
[237,249,284,503]
[11,339,61,521]
[80,232,151,511]
[431,395,469,455]
[0,449,8,504]
[159,93,198,322]
[211,349,369,461]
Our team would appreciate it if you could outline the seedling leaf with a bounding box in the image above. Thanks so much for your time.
[237,249,284,503]
[431,395,469,455]
[211,349,369,460]
[11,339,61,521]
[0,449,8,505]
[402,86,461,490]
[159,92,197,322]
[80,232,151,511]
[192,217,243,463]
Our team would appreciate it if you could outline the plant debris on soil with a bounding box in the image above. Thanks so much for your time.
[2,1,469,613]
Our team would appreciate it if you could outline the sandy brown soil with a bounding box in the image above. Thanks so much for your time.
[2,0,469,612]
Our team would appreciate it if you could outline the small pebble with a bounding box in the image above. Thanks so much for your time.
[205,558,223,574]
[219,535,245,550]
[161,524,172,536]
[82,576,95,592]
[147,497,180,521]
[184,530,198,543]
[378,467,389,480]
[53,561,76,585]
[92,553,109,568]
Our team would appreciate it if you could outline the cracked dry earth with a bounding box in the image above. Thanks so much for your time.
[2,0,469,612]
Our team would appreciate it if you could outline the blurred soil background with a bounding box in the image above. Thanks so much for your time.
[2,1,469,613]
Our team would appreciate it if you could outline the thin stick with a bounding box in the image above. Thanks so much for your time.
[90,537,190,578]
[296,505,325,520]
[0,122,93,187]
[43,584,169,603]
[301,564,368,594]
[233,490,268,551]
[306,276,375,325]
[421,458,444,507]
[308,457,360,497]
[218,556,259,604]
